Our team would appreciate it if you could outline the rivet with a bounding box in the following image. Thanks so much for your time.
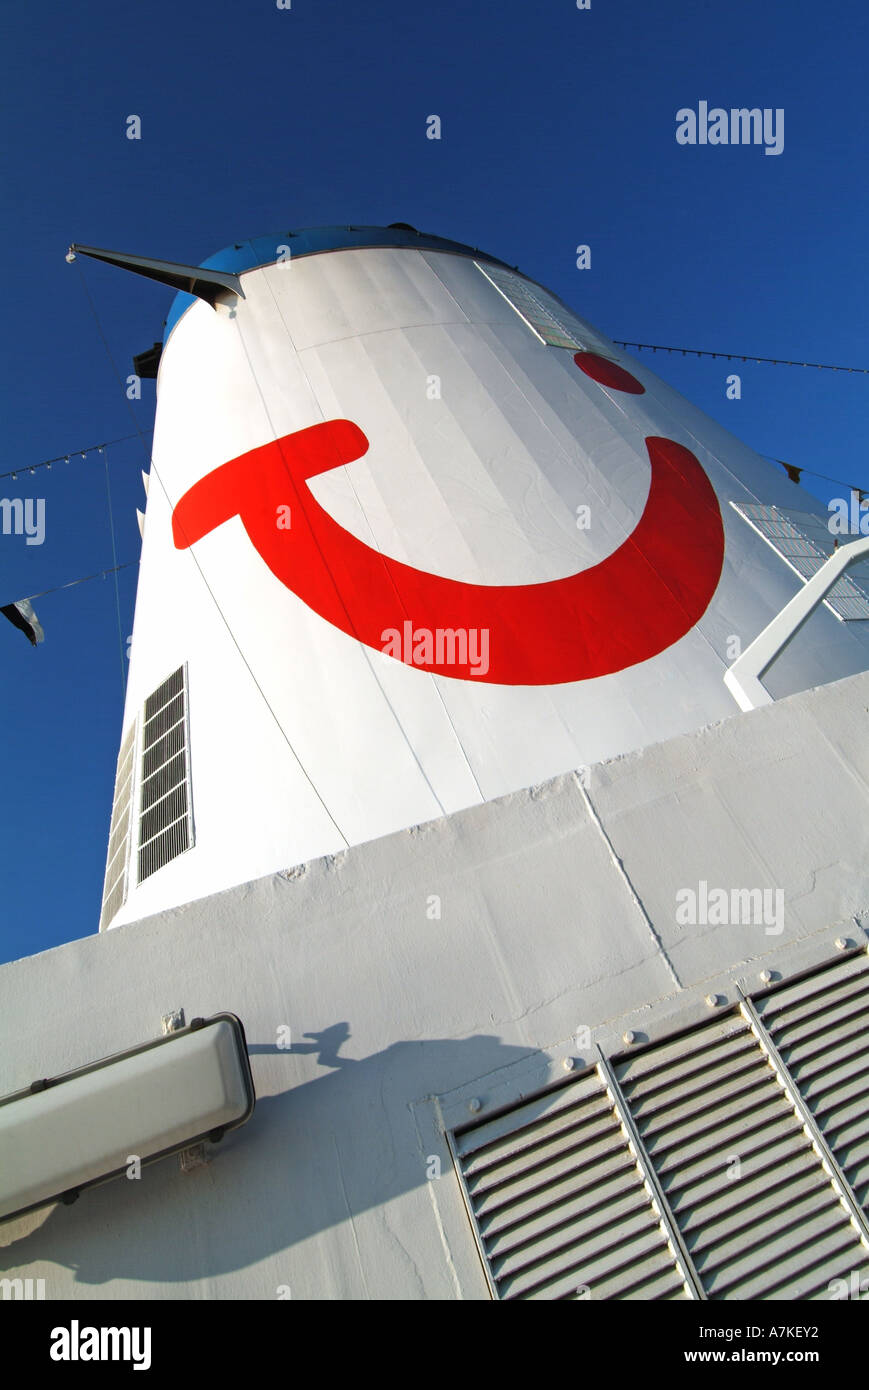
[705,993,721,1008]
[562,1057,575,1072]
[759,969,773,984]
[623,1030,636,1045]
[834,937,850,951]
[468,1097,482,1114]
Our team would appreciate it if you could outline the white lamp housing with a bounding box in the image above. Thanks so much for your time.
[0,1013,255,1221]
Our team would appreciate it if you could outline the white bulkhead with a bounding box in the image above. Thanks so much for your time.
[101,226,869,928]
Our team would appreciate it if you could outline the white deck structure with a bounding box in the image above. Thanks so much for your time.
[2,227,868,1299]
[2,668,868,1298]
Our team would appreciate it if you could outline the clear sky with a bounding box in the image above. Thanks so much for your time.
[1,0,867,965]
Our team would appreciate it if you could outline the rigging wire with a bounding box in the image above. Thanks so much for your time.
[73,260,149,692]
[759,457,867,498]
[0,431,148,483]
[14,432,865,507]
[19,287,867,633]
[11,334,867,501]
[23,562,137,603]
[72,257,351,849]
[612,341,869,374]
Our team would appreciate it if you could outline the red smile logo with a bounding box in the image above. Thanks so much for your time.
[172,415,724,686]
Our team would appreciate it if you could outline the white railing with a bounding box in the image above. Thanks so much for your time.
[725,534,869,711]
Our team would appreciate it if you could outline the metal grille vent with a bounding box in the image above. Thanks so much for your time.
[754,954,869,1216]
[453,951,869,1300]
[615,1012,869,1300]
[452,1070,692,1300]
[475,262,587,350]
[99,721,136,930]
[731,502,869,620]
[137,665,193,882]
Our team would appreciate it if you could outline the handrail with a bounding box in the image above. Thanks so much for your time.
[724,534,869,711]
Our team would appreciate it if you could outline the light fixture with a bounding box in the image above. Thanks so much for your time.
[0,1013,255,1222]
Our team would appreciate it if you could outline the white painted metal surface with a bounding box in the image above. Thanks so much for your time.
[1,669,867,1300]
[5,228,868,1305]
[99,232,869,927]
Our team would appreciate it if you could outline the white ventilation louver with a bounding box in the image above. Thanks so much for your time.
[452,1070,695,1300]
[99,721,137,930]
[137,664,194,882]
[453,951,869,1299]
[754,953,869,1217]
[731,502,869,620]
[475,262,587,350]
[615,1011,869,1299]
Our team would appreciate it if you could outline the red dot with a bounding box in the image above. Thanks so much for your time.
[574,352,645,394]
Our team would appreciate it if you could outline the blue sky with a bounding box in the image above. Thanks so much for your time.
[1,0,867,964]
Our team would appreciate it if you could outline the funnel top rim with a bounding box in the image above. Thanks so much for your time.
[163,224,513,339]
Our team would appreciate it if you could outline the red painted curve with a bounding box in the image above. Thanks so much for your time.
[172,421,724,685]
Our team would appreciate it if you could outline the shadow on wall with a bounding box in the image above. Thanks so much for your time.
[0,1026,540,1289]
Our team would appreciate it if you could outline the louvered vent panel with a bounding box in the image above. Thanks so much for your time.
[614,1012,869,1300]
[453,1069,690,1300]
[730,502,869,620]
[754,954,869,1216]
[99,721,136,930]
[144,665,184,719]
[137,665,193,882]
[475,263,587,350]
